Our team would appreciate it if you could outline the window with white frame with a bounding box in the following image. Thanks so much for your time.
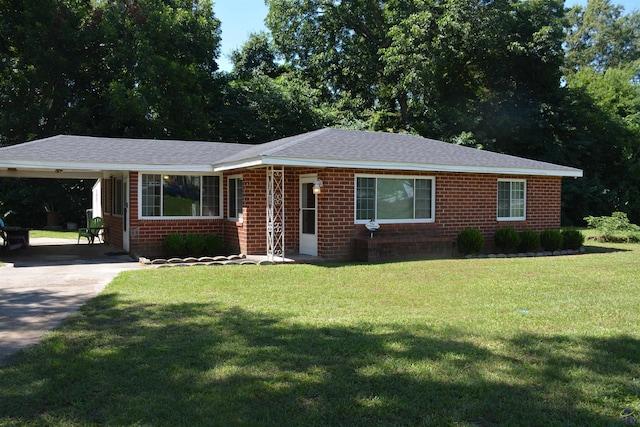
[355,175,435,222]
[228,176,243,221]
[114,176,123,216]
[103,177,112,214]
[140,174,221,218]
[497,179,526,220]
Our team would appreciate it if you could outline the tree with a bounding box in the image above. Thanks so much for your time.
[0,0,223,228]
[266,0,392,115]
[561,0,640,223]
[564,0,640,72]
[0,0,222,144]
[213,71,328,143]
[265,0,567,144]
[85,0,222,139]
[0,0,94,145]
[230,32,280,79]
[562,62,640,223]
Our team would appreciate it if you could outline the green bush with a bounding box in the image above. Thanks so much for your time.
[184,233,206,256]
[204,233,223,255]
[540,230,563,252]
[457,228,484,256]
[562,228,585,250]
[494,227,520,253]
[163,233,186,257]
[584,211,640,242]
[517,230,540,252]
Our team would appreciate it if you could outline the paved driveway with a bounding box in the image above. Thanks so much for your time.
[0,238,143,366]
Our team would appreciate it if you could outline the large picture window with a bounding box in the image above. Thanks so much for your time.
[497,179,526,220]
[140,174,221,218]
[228,176,243,221]
[355,175,435,223]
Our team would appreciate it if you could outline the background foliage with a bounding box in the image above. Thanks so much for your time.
[1,0,639,226]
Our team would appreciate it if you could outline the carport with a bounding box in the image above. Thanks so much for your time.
[0,137,131,253]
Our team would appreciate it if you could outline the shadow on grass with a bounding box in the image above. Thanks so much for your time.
[1,293,638,426]
[583,244,633,254]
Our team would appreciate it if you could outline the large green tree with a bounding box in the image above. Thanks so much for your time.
[561,0,640,223]
[564,0,640,72]
[0,0,222,227]
[0,0,222,144]
[0,0,93,145]
[77,0,221,139]
[230,32,280,79]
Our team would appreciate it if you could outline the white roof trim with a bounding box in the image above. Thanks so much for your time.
[0,160,216,173]
[214,156,584,177]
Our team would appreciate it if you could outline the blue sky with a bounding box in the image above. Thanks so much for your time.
[214,0,640,72]
[215,0,270,72]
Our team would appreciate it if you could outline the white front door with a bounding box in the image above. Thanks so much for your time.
[122,174,130,252]
[299,176,318,256]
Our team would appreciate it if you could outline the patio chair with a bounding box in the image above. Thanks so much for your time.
[77,217,104,245]
[1,220,29,252]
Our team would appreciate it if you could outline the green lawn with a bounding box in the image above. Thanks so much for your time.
[1,242,639,426]
[28,230,79,239]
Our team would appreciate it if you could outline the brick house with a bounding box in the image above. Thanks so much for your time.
[0,128,582,261]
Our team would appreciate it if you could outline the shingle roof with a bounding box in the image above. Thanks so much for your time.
[215,128,583,177]
[0,129,583,177]
[0,135,247,169]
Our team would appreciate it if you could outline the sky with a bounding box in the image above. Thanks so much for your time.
[214,0,640,72]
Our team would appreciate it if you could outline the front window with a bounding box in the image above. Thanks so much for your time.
[355,175,435,223]
[103,177,112,214]
[140,174,221,218]
[228,176,243,221]
[114,177,123,216]
[497,179,526,220]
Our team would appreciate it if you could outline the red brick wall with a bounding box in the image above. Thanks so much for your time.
[307,168,562,260]
[222,169,267,255]
[100,171,227,256]
[101,175,123,249]
[114,168,563,260]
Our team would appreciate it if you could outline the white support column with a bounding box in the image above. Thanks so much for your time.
[266,166,285,262]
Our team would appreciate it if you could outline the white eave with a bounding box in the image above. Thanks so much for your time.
[0,160,216,174]
[214,156,584,177]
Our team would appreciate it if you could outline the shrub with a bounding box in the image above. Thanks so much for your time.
[494,227,520,253]
[584,211,640,242]
[517,230,540,253]
[562,228,585,250]
[163,233,185,256]
[184,233,206,256]
[540,230,563,252]
[204,233,223,255]
[457,228,484,256]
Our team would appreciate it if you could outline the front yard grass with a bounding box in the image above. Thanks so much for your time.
[1,242,639,426]
[28,230,78,239]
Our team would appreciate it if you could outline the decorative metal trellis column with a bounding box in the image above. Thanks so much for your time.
[266,166,285,262]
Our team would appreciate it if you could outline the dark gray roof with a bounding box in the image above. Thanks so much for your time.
[0,129,583,177]
[0,135,248,168]
[216,128,583,177]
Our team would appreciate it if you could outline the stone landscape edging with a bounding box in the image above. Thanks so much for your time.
[464,247,586,259]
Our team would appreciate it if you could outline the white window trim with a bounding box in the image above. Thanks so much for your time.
[113,176,124,218]
[497,178,527,221]
[138,172,223,220]
[103,177,112,215]
[354,174,436,224]
[227,175,243,222]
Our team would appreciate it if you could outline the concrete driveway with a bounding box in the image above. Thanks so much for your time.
[0,238,144,366]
